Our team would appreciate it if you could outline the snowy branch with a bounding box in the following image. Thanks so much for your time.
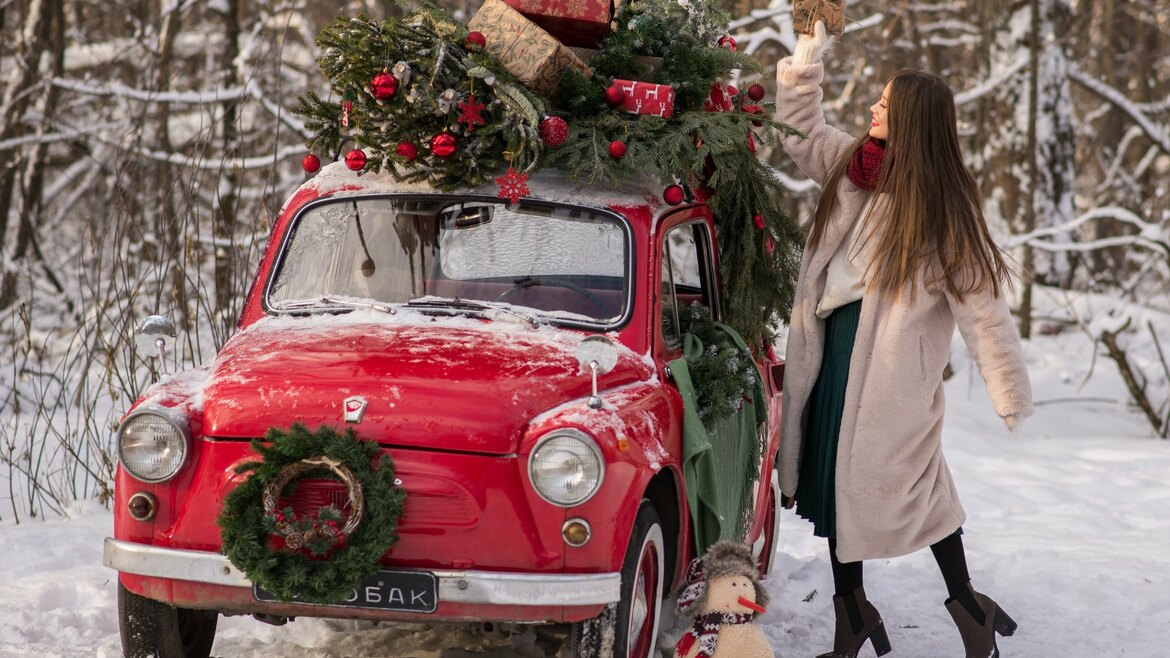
[769,166,820,195]
[954,53,1028,106]
[50,77,251,104]
[1005,206,1170,260]
[1068,63,1170,154]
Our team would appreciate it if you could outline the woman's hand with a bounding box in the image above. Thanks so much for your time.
[792,20,834,66]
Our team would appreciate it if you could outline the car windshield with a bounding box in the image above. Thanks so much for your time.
[268,196,630,324]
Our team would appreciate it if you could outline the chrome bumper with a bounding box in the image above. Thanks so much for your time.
[103,537,621,607]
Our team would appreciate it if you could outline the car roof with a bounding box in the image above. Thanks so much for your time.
[289,162,673,215]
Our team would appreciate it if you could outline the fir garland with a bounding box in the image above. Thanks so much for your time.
[676,303,760,426]
[217,423,405,604]
[292,1,805,346]
[293,7,551,188]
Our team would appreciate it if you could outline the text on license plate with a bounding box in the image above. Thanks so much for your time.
[254,570,438,613]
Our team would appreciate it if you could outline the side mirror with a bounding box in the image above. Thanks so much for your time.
[575,336,618,409]
[135,315,177,373]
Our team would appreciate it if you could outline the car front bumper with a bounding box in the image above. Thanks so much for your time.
[104,537,621,608]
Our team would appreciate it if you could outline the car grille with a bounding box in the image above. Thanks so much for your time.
[279,475,477,529]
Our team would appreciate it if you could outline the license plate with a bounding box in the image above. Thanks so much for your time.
[254,569,438,613]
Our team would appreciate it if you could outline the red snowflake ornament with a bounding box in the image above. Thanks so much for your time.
[457,96,487,132]
[496,167,530,205]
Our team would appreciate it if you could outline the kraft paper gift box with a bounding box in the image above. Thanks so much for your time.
[793,0,845,36]
[469,0,594,97]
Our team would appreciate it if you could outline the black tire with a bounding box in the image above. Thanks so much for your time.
[569,500,664,658]
[118,582,218,658]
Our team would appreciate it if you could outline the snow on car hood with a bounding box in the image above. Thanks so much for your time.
[198,310,650,455]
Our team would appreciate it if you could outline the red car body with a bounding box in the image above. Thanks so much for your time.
[105,163,784,656]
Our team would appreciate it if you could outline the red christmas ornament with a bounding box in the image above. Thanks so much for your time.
[663,184,686,205]
[302,153,320,174]
[743,103,765,126]
[746,132,757,154]
[396,141,418,162]
[539,116,569,147]
[608,139,627,159]
[430,132,457,159]
[496,167,531,205]
[370,71,398,100]
[766,236,776,255]
[753,213,765,230]
[344,148,367,171]
[465,31,487,51]
[604,84,627,107]
[748,83,766,101]
[727,85,738,97]
[457,96,487,131]
[718,35,737,51]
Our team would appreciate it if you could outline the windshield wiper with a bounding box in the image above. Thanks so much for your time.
[276,296,396,315]
[405,297,538,329]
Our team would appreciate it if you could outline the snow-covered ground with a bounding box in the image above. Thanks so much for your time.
[1,313,1169,657]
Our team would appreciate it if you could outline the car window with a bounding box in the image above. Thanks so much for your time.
[661,221,714,346]
[268,196,630,324]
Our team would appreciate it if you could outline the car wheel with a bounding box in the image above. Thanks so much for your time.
[757,475,780,578]
[118,581,218,658]
[569,500,664,658]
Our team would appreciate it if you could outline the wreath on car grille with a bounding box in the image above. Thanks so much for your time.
[216,423,405,604]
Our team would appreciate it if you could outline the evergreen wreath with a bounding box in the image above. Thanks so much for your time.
[217,423,405,604]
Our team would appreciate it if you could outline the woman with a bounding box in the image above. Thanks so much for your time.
[774,21,1033,658]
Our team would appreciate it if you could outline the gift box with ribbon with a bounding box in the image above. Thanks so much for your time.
[502,0,615,48]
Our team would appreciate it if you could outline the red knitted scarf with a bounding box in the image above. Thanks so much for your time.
[846,137,887,191]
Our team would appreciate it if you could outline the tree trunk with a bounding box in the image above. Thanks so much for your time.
[211,0,243,336]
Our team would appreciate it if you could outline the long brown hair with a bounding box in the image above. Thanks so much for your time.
[807,69,1009,303]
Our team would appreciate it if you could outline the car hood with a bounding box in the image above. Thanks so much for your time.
[198,314,648,455]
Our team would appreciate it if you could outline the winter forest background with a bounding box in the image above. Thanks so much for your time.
[0,0,1167,523]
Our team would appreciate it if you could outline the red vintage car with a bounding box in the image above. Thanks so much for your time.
[104,163,784,658]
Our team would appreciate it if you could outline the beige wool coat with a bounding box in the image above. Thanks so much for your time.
[775,58,1034,563]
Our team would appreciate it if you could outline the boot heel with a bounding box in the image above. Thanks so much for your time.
[993,605,1017,637]
[868,620,893,656]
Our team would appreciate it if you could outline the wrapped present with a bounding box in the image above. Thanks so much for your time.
[614,79,674,118]
[793,0,845,36]
[469,0,593,97]
[503,0,614,48]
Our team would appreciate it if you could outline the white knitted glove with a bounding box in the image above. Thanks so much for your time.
[792,20,834,65]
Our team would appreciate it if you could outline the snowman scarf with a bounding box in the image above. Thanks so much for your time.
[675,611,756,657]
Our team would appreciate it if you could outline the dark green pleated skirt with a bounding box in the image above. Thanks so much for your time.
[795,299,862,539]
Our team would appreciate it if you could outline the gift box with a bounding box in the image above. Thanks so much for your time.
[614,79,675,118]
[502,0,614,48]
[469,0,594,97]
[793,0,846,36]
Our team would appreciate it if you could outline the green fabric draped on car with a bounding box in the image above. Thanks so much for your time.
[670,322,768,554]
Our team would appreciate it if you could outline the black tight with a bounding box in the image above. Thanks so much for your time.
[828,538,863,596]
[828,529,985,624]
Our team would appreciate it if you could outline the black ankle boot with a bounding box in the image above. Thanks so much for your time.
[816,586,892,658]
[945,581,1018,658]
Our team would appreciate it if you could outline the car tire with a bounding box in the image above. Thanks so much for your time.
[568,500,664,658]
[118,581,218,658]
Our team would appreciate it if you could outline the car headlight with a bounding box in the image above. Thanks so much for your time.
[118,411,189,483]
[528,430,605,506]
